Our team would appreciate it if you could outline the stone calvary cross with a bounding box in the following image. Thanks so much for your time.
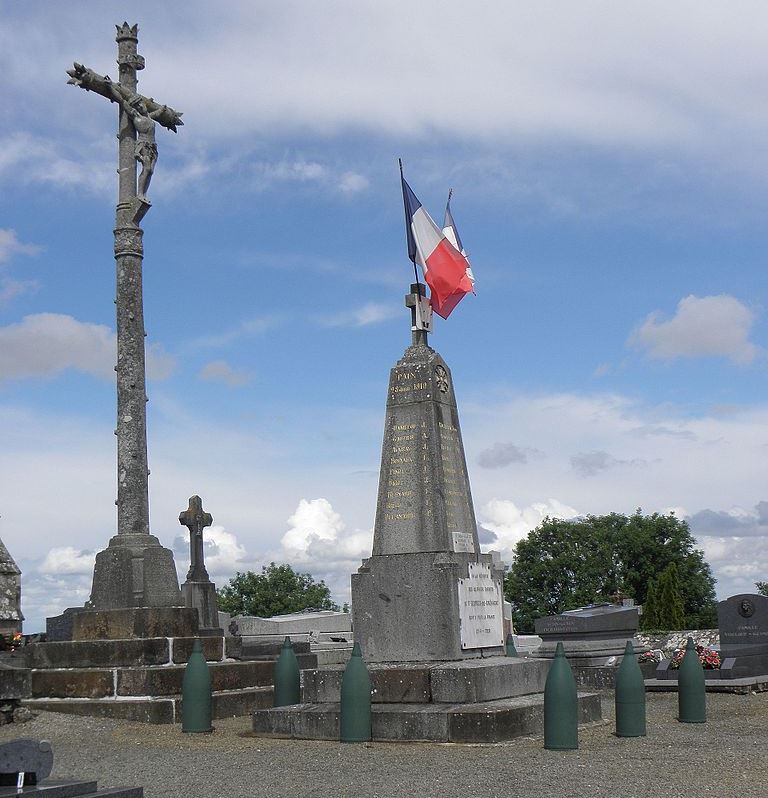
[68,24,183,609]
[178,495,221,631]
[179,496,212,583]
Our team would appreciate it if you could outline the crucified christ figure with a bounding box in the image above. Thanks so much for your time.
[108,82,166,199]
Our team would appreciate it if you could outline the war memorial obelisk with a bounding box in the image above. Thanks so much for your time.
[351,283,506,661]
[66,24,183,611]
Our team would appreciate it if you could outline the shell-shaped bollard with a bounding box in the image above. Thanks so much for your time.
[615,640,646,737]
[544,641,578,750]
[505,632,518,658]
[678,637,706,723]
[182,638,212,733]
[273,636,301,707]
[340,642,372,743]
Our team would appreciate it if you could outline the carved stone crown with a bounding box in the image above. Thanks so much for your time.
[115,22,139,42]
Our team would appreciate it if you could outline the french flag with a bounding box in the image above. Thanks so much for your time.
[400,170,474,320]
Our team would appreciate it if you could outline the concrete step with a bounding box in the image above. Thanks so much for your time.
[251,691,602,743]
[24,638,224,670]
[24,685,273,724]
[30,660,275,699]
[302,656,549,704]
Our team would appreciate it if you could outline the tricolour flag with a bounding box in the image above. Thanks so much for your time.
[400,168,474,319]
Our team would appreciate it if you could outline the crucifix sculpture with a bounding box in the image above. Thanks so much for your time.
[68,24,183,609]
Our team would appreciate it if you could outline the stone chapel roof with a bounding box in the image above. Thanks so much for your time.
[0,537,20,575]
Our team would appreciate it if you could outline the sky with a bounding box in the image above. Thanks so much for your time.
[2,1,768,632]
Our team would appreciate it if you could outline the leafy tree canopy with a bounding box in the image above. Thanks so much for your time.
[756,582,768,597]
[217,562,338,617]
[504,511,717,633]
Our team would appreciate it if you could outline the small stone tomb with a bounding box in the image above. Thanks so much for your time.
[230,610,351,665]
[535,603,642,666]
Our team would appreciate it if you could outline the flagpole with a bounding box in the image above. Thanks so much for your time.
[399,158,422,289]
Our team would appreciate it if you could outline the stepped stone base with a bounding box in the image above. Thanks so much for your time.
[251,693,602,743]
[252,655,602,743]
[21,634,317,725]
[644,674,768,694]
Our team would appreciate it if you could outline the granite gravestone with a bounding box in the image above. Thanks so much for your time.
[351,284,505,662]
[179,496,221,632]
[717,593,768,679]
[0,536,23,637]
[535,604,642,665]
[65,23,183,612]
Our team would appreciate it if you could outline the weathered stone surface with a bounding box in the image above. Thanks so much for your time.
[116,661,273,696]
[24,697,175,724]
[230,611,352,637]
[3,779,100,797]
[448,692,602,743]
[0,537,22,637]
[430,657,548,703]
[24,639,170,669]
[31,669,113,699]
[0,738,53,782]
[0,663,30,699]
[206,687,274,720]
[182,580,219,632]
[302,663,432,704]
[170,636,223,664]
[353,551,504,663]
[46,608,86,642]
[372,704,451,741]
[235,639,311,658]
[251,692,603,742]
[71,607,198,641]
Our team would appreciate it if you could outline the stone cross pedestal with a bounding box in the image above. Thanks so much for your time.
[179,496,221,631]
[351,284,505,662]
[0,533,23,637]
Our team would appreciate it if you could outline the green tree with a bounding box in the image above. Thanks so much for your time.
[756,582,768,597]
[640,577,659,631]
[655,562,685,630]
[217,563,338,617]
[504,511,717,633]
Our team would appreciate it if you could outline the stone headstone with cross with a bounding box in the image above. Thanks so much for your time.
[179,496,221,632]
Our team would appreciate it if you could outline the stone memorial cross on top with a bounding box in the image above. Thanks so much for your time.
[179,496,221,631]
[66,24,183,609]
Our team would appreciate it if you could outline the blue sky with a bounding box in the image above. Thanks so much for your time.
[2,2,768,631]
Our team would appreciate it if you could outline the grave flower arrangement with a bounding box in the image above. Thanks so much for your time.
[0,632,22,652]
[669,643,721,669]
[639,650,662,664]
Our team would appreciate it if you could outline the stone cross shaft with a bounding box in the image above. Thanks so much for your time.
[179,496,212,582]
[67,23,182,541]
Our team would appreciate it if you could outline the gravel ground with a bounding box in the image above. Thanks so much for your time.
[1,692,766,798]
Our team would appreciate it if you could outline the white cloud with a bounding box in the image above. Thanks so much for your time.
[320,302,398,328]
[174,525,251,583]
[479,498,581,559]
[0,313,175,381]
[198,360,251,387]
[0,228,41,264]
[630,294,760,364]
[281,498,346,558]
[338,171,369,195]
[39,546,96,575]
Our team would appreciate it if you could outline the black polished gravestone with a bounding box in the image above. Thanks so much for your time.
[535,604,642,666]
[718,593,768,679]
[351,284,505,663]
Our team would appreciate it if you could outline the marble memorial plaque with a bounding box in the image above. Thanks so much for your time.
[458,562,505,649]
